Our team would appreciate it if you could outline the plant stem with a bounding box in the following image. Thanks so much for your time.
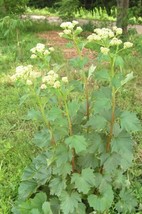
[73,36,82,59]
[33,89,55,145]
[73,37,90,122]
[64,98,75,172]
[106,57,116,152]
[106,87,115,152]
[85,80,90,121]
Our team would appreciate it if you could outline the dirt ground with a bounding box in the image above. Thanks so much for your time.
[39,31,95,60]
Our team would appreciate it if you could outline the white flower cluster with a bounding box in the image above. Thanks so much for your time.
[87,27,123,43]
[30,43,54,59]
[110,37,122,46]
[59,21,83,37]
[112,26,123,35]
[124,42,133,49]
[87,26,133,55]
[87,28,115,42]
[11,65,41,85]
[41,70,68,90]
[100,47,110,55]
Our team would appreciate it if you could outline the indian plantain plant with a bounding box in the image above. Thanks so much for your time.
[11,21,141,213]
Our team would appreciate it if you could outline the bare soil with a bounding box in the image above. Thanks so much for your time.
[39,31,95,60]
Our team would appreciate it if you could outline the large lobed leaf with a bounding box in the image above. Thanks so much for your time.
[65,135,87,154]
[71,168,96,194]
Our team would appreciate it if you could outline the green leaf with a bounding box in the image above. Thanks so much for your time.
[16,192,47,214]
[25,109,41,121]
[68,100,81,120]
[60,191,81,214]
[120,111,141,132]
[101,153,120,173]
[115,189,137,213]
[18,180,38,200]
[112,73,123,89]
[31,192,47,209]
[93,87,112,113]
[30,209,40,214]
[19,94,29,105]
[33,129,51,148]
[95,69,110,81]
[42,202,53,214]
[71,168,95,194]
[88,64,96,79]
[87,133,105,154]
[78,153,99,169]
[55,144,72,166]
[75,203,86,214]
[115,55,124,68]
[121,72,134,86]
[65,135,87,154]
[69,57,88,69]
[49,177,66,196]
[86,114,107,131]
[50,198,60,214]
[19,152,52,200]
[47,107,63,122]
[88,184,114,212]
[66,42,73,48]
[53,162,72,177]
[111,131,133,169]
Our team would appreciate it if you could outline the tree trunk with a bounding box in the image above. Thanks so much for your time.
[116,0,129,34]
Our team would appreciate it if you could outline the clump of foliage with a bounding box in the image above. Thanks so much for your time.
[0,0,29,17]
[11,21,141,213]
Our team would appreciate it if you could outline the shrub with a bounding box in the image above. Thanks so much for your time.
[0,0,29,17]
[11,21,141,213]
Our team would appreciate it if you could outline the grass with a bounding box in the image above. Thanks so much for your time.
[0,24,50,213]
[0,19,142,213]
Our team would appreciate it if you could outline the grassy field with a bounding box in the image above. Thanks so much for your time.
[0,19,142,213]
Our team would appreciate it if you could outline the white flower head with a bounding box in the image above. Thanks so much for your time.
[42,75,51,83]
[62,77,68,83]
[63,29,72,35]
[87,34,94,42]
[44,50,50,55]
[72,20,79,26]
[59,32,64,37]
[113,26,123,35]
[116,28,123,35]
[40,84,47,90]
[75,26,83,34]
[10,74,17,82]
[124,42,133,49]
[30,47,36,53]
[100,47,110,55]
[110,37,122,46]
[87,33,101,42]
[30,71,41,79]
[48,70,55,75]
[49,47,54,52]
[30,54,37,59]
[26,79,33,85]
[36,43,45,53]
[60,22,73,29]
[16,66,27,76]
[53,81,61,89]
[112,26,117,31]
[108,31,114,38]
